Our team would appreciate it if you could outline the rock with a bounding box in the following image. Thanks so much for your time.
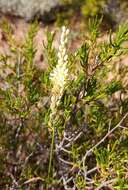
[0,0,60,22]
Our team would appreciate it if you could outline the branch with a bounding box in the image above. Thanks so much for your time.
[22,177,44,185]
[95,179,115,190]
[83,112,128,168]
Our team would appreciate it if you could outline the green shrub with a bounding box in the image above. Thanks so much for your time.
[0,18,128,190]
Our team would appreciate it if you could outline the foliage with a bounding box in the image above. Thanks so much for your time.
[58,0,128,31]
[81,0,106,17]
[0,18,128,190]
[58,0,107,27]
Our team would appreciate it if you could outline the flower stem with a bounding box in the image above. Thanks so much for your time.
[48,125,55,183]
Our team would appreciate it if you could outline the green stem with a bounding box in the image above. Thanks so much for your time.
[48,125,55,183]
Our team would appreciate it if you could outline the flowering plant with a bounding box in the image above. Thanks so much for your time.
[0,19,128,190]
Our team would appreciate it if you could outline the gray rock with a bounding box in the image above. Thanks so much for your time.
[0,0,60,22]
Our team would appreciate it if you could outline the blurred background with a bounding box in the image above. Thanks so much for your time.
[0,0,128,67]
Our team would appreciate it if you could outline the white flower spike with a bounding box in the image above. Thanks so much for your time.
[49,26,70,118]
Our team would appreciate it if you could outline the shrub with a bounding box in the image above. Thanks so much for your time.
[0,18,128,189]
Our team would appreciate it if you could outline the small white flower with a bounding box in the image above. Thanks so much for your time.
[64,54,68,61]
[66,29,70,35]
[62,26,66,33]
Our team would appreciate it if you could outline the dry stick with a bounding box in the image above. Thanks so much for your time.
[82,112,128,176]
[86,166,99,175]
[58,157,73,166]
[65,131,83,148]
[23,177,44,185]
[95,179,115,190]
[62,176,75,190]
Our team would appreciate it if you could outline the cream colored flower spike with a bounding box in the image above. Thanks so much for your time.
[50,26,69,118]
